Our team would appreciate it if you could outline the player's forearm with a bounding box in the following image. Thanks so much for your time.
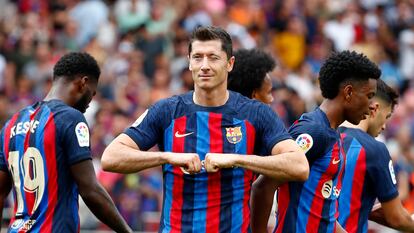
[234,152,309,182]
[250,176,279,233]
[372,204,414,231]
[81,183,132,233]
[101,142,168,173]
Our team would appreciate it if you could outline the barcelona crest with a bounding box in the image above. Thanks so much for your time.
[226,126,242,144]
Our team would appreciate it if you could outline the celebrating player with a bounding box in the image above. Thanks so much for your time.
[339,79,414,232]
[251,50,381,233]
[101,26,309,232]
[0,52,132,233]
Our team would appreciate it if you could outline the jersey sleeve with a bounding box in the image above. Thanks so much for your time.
[288,121,329,162]
[124,99,170,151]
[60,109,92,165]
[0,128,6,171]
[256,104,292,155]
[367,142,399,202]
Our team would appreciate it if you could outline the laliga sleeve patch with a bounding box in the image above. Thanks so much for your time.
[388,160,397,185]
[295,133,313,153]
[132,109,148,127]
[75,122,90,147]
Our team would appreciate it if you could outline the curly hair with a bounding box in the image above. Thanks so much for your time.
[53,52,100,81]
[228,49,276,98]
[188,26,233,59]
[376,79,399,110]
[319,50,381,99]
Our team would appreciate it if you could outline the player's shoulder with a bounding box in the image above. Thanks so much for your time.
[46,100,87,124]
[228,91,274,115]
[290,111,333,136]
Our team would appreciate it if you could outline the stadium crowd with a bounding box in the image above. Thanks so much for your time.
[0,0,414,232]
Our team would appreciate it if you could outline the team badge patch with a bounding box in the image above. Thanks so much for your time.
[295,133,313,153]
[75,122,90,147]
[226,126,242,144]
[389,160,397,184]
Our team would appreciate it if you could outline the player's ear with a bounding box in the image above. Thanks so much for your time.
[227,56,235,72]
[76,75,88,92]
[188,55,192,71]
[343,84,353,102]
[370,102,380,117]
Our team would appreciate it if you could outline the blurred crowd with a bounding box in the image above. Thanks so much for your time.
[1,0,414,232]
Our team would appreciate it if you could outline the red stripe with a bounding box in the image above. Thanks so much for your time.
[4,113,19,162]
[170,117,186,233]
[242,121,255,231]
[206,113,222,233]
[275,184,290,233]
[23,109,38,215]
[306,142,342,233]
[40,113,58,232]
[4,113,20,225]
[345,148,366,232]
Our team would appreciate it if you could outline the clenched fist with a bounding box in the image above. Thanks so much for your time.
[204,153,239,172]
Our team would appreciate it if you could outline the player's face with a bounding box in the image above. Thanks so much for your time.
[74,78,97,113]
[368,101,393,137]
[189,40,234,91]
[345,79,377,125]
[252,74,274,104]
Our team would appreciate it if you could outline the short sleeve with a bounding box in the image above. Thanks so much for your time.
[288,121,330,162]
[60,110,92,165]
[256,104,292,155]
[0,128,6,171]
[124,99,170,151]
[367,142,399,202]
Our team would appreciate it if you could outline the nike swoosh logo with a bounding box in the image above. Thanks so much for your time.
[332,158,341,164]
[175,131,194,138]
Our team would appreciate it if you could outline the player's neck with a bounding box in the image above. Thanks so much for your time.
[193,87,229,107]
[43,82,71,104]
[319,99,345,129]
[340,120,369,132]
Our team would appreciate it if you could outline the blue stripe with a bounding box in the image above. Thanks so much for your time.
[296,151,330,231]
[338,139,361,226]
[161,123,173,232]
[192,112,209,233]
[231,119,246,233]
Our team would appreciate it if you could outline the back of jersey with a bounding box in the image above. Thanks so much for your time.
[0,100,88,233]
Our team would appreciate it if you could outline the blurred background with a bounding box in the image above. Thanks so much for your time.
[0,0,413,232]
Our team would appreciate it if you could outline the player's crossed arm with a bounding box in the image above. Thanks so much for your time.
[102,133,202,174]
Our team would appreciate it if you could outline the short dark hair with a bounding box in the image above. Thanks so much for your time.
[376,79,399,110]
[228,49,275,98]
[188,26,233,59]
[53,52,100,81]
[319,50,381,99]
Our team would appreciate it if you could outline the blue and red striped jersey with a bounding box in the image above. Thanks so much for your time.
[0,99,92,233]
[125,91,291,233]
[338,127,398,233]
[275,108,345,233]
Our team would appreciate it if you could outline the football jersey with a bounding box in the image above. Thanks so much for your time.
[0,100,92,233]
[338,127,398,233]
[125,91,291,233]
[275,108,345,233]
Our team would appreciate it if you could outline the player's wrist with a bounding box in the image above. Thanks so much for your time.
[159,152,171,165]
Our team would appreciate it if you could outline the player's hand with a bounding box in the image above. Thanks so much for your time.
[204,153,238,172]
[166,152,201,174]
